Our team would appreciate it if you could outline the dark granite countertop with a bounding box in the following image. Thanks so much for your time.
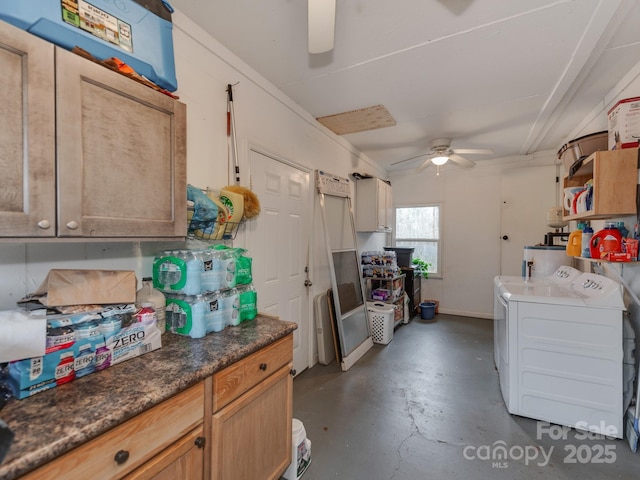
[0,315,297,480]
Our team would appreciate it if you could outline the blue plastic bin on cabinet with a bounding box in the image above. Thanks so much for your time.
[0,0,177,91]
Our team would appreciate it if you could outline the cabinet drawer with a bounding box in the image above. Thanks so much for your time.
[22,382,205,480]
[124,425,205,480]
[213,335,293,411]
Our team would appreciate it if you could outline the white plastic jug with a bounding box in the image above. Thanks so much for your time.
[283,418,311,480]
[136,277,166,333]
[563,186,584,214]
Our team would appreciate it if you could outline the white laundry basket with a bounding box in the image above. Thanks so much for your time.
[366,301,395,344]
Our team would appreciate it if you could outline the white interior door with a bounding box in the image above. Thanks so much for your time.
[500,164,558,275]
[248,149,311,375]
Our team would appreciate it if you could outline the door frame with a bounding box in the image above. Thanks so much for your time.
[242,142,316,373]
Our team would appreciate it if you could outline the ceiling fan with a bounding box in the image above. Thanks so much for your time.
[308,0,336,54]
[391,138,494,174]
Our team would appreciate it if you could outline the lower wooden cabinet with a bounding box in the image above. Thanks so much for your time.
[211,335,294,480]
[21,382,205,480]
[211,364,293,480]
[17,335,294,480]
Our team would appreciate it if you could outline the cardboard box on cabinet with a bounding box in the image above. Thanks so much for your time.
[19,269,137,307]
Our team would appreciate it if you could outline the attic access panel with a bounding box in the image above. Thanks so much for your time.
[316,104,396,135]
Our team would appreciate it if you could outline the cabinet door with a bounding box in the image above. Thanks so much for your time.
[0,21,56,237]
[125,426,205,480]
[382,180,393,231]
[55,47,187,238]
[357,178,392,232]
[375,180,387,230]
[211,364,293,480]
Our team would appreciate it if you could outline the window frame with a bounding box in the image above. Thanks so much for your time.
[393,203,442,278]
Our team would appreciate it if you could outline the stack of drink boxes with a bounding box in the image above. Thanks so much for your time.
[153,246,257,338]
[361,251,399,279]
[8,304,162,399]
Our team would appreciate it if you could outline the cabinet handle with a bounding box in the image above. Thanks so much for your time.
[290,368,297,376]
[195,436,206,449]
[66,220,79,230]
[114,450,130,465]
[37,220,51,230]
[259,363,267,371]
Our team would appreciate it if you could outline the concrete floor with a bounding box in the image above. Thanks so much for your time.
[290,314,639,479]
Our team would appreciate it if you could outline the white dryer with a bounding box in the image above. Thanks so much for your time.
[494,266,626,438]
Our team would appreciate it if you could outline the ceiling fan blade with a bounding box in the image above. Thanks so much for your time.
[449,153,475,167]
[415,157,434,173]
[451,148,494,155]
[308,0,336,54]
[390,152,432,166]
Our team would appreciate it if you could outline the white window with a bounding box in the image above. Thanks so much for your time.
[394,205,441,276]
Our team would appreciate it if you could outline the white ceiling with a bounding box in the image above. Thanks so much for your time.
[169,0,640,172]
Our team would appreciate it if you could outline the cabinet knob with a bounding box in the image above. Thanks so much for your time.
[195,436,206,449]
[290,368,297,376]
[114,450,130,465]
[37,220,51,230]
[259,363,267,371]
[66,220,79,230]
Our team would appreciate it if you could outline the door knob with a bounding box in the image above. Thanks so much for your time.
[195,436,206,449]
[37,220,51,229]
[502,235,509,240]
[66,221,79,230]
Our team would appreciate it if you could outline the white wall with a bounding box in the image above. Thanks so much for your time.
[387,58,640,320]
[0,9,388,310]
[390,158,560,318]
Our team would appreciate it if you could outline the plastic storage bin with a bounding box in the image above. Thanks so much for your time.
[0,0,177,91]
[383,246,414,267]
[419,301,436,320]
[366,301,395,345]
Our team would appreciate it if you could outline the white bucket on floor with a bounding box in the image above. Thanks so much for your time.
[283,418,311,480]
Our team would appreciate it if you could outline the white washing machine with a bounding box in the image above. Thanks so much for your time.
[494,266,627,438]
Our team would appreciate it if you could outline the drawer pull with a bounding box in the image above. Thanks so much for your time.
[259,363,267,371]
[114,450,130,465]
[195,436,206,449]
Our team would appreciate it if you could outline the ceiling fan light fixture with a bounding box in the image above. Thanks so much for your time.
[431,155,449,165]
[308,0,336,54]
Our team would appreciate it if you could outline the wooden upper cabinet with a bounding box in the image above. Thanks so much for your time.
[0,20,187,239]
[55,47,186,238]
[356,177,393,232]
[563,148,638,221]
[0,21,56,237]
